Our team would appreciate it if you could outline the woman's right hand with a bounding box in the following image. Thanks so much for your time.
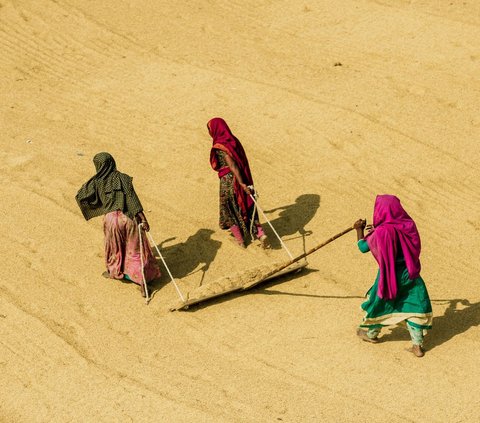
[353,219,366,229]
[136,213,150,232]
[240,183,251,195]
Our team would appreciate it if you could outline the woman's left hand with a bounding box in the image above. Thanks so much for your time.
[136,212,150,232]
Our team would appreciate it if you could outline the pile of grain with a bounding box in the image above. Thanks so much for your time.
[173,260,293,309]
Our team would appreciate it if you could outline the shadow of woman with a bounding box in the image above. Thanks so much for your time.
[381,299,480,350]
[427,299,480,350]
[262,194,320,250]
[149,229,222,294]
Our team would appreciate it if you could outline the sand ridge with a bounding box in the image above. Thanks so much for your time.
[1,0,480,421]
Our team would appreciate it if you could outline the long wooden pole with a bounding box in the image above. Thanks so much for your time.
[290,225,354,264]
[249,193,294,260]
[146,231,186,303]
[171,225,356,309]
[138,224,150,304]
[242,225,355,290]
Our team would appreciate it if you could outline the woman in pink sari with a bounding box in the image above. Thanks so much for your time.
[208,117,268,248]
[76,152,160,297]
[354,195,432,357]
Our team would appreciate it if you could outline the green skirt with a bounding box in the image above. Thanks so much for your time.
[360,262,432,330]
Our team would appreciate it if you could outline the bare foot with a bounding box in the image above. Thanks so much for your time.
[229,236,245,249]
[102,271,110,279]
[259,235,270,249]
[356,328,379,344]
[406,345,425,357]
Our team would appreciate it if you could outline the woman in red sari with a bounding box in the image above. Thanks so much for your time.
[208,117,267,248]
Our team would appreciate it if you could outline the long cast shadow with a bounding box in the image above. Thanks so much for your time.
[262,194,320,250]
[149,229,222,293]
[427,299,480,350]
[381,299,480,350]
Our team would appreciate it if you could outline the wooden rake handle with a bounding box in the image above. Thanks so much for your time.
[291,226,355,264]
[244,226,355,288]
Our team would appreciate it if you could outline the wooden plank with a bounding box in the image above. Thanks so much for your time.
[242,260,308,289]
[170,226,354,311]
[170,260,308,311]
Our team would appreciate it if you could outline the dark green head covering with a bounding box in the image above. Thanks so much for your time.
[76,152,143,221]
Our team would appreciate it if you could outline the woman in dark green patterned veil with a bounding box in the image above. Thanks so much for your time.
[76,152,160,296]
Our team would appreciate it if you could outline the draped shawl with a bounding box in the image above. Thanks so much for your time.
[364,195,421,300]
[76,152,143,221]
[208,117,254,219]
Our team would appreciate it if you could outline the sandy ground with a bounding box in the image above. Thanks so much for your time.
[1,0,480,421]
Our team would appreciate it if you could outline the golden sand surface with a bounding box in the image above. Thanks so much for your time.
[1,0,480,421]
